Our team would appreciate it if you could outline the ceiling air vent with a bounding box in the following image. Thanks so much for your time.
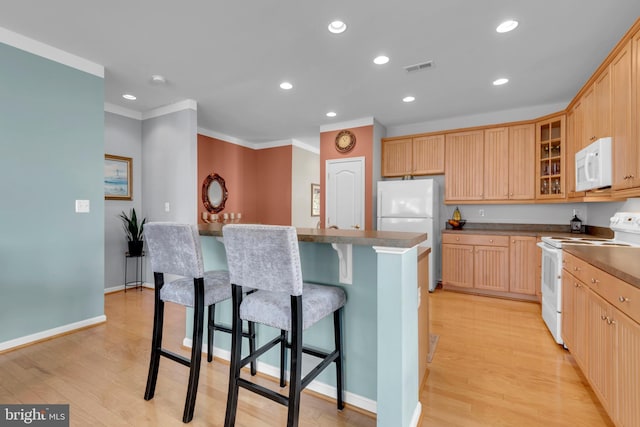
[404,60,434,73]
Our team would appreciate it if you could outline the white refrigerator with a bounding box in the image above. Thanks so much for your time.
[377,179,439,291]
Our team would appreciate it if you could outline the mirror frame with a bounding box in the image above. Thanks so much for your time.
[202,172,228,213]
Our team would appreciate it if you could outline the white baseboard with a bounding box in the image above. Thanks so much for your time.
[0,315,107,352]
[410,402,422,427]
[182,338,377,414]
[104,282,153,294]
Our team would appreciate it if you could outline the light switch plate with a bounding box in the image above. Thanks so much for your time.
[164,202,170,212]
[75,199,90,213]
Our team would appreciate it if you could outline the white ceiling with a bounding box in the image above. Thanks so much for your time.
[1,1,639,147]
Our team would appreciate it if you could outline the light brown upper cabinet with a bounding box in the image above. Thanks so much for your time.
[381,135,444,177]
[445,130,484,201]
[507,124,535,200]
[412,135,445,175]
[482,125,534,201]
[536,115,566,200]
[575,71,611,151]
[381,138,412,177]
[483,127,509,200]
[446,125,534,203]
[612,39,636,190]
[566,109,584,198]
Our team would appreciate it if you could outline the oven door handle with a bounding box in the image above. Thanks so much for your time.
[536,242,562,255]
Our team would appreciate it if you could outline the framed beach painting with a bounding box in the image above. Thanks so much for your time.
[311,183,320,217]
[104,154,132,200]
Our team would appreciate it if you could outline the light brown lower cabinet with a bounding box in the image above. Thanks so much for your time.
[562,252,640,427]
[442,233,537,300]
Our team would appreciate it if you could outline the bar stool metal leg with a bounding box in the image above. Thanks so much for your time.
[334,309,344,410]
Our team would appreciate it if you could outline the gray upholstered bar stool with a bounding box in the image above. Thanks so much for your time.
[222,224,346,427]
[143,222,256,423]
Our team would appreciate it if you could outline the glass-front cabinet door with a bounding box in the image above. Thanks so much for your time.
[536,115,566,199]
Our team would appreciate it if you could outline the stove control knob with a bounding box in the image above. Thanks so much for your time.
[610,216,620,225]
[634,217,640,226]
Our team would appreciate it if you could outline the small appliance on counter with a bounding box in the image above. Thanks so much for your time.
[570,210,583,233]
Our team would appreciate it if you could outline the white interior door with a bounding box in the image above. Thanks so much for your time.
[326,157,365,230]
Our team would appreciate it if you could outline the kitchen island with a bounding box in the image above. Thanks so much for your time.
[196,224,427,427]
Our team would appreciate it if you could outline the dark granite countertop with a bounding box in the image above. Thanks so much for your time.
[441,223,613,239]
[563,245,640,289]
[199,224,427,248]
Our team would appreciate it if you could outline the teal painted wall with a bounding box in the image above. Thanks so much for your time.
[0,42,105,342]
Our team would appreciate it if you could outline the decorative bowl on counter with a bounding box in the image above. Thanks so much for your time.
[447,219,466,230]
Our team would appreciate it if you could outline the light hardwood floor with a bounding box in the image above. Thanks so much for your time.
[421,290,613,427]
[0,289,613,426]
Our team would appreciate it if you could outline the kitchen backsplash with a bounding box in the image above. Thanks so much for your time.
[443,198,640,228]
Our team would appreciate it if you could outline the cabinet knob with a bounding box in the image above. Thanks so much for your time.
[575,283,582,288]
[512,240,516,243]
[510,193,514,197]
[573,267,580,271]
[619,296,630,303]
[456,237,460,241]
[601,314,607,321]
[591,278,599,284]
[607,318,616,326]
[489,239,494,243]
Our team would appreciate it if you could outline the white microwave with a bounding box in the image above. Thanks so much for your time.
[575,137,612,191]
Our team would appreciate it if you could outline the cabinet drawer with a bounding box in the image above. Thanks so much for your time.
[588,269,640,325]
[564,251,640,324]
[563,252,591,284]
[442,234,508,246]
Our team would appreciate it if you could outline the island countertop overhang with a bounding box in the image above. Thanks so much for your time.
[198,224,427,248]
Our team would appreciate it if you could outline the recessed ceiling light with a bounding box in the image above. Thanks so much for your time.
[373,55,390,65]
[403,96,416,103]
[496,20,519,33]
[280,82,293,90]
[493,78,509,86]
[328,20,347,34]
[151,74,166,84]
[326,111,337,117]
[122,94,137,100]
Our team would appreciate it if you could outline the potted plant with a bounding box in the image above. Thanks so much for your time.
[119,208,146,256]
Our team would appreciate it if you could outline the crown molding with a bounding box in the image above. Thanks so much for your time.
[198,127,254,149]
[320,117,375,133]
[142,99,197,120]
[0,26,104,77]
[291,139,320,154]
[104,103,143,120]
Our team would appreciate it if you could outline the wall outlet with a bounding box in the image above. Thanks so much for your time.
[479,209,485,217]
[75,199,90,213]
[164,202,170,212]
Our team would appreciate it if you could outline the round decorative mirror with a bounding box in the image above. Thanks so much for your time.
[202,173,228,213]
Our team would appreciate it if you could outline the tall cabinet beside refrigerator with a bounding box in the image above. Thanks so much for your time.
[377,179,439,292]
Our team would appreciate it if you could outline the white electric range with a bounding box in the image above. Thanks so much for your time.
[537,212,640,345]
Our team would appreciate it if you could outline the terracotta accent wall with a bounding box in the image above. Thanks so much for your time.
[254,146,292,225]
[197,134,291,225]
[320,125,374,230]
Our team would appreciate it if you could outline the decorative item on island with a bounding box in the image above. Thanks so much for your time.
[119,208,146,256]
[447,206,466,230]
